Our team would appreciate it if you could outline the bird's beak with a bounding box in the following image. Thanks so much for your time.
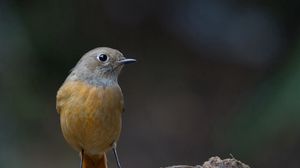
[117,58,136,65]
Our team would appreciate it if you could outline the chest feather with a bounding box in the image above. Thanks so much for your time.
[56,81,124,116]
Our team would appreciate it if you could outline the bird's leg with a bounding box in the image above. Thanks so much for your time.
[113,142,122,168]
[80,149,84,168]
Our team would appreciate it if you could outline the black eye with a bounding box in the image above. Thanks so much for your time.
[97,54,108,62]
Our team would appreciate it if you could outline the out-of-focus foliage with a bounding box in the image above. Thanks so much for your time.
[0,0,299,168]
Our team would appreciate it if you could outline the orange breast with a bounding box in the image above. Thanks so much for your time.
[56,81,123,155]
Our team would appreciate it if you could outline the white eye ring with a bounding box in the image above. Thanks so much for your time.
[96,54,109,62]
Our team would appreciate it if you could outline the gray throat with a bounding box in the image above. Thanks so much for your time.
[66,69,119,87]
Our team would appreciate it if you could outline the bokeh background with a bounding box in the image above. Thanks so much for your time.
[1,0,300,167]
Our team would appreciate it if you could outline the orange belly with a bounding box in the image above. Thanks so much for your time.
[57,81,123,155]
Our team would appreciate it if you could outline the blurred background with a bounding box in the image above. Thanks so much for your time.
[0,0,300,167]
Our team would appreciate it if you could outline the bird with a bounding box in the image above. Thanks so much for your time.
[56,47,136,168]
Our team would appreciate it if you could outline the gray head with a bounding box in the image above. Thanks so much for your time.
[67,47,136,86]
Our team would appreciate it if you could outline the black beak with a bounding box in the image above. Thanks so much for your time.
[118,58,136,65]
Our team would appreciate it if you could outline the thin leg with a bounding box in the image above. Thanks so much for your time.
[80,149,84,168]
[113,143,122,168]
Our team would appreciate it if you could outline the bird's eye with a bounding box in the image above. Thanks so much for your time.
[96,54,109,62]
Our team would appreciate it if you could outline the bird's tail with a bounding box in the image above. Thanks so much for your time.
[82,153,107,168]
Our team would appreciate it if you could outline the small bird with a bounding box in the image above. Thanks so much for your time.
[56,47,136,168]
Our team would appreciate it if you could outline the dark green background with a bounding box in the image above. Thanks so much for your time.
[0,0,299,167]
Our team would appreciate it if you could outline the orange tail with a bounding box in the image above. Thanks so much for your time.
[82,153,107,168]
